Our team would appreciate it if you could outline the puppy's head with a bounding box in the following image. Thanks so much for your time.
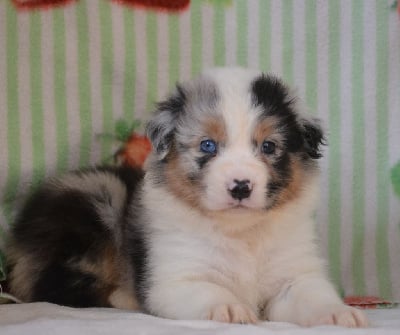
[146,68,325,214]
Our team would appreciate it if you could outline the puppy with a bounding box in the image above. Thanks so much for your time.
[7,68,368,327]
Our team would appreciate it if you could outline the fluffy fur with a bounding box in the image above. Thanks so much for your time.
[7,68,368,327]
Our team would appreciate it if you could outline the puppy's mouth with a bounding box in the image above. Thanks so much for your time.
[226,200,257,210]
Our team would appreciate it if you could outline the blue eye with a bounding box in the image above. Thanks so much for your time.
[262,140,276,155]
[200,139,217,154]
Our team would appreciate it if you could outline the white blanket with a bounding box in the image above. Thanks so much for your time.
[0,303,399,335]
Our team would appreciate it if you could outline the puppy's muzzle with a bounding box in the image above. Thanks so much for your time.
[229,179,252,201]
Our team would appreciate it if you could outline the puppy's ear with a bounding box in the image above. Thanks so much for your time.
[299,117,326,159]
[146,85,186,159]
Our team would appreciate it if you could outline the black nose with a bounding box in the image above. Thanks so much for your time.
[229,179,252,201]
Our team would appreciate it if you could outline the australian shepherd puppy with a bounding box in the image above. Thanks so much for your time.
[7,68,367,327]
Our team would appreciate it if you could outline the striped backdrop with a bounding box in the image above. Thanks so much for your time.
[0,0,399,301]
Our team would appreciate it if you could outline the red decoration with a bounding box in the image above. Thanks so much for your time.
[12,0,189,11]
[344,296,395,309]
[112,0,189,12]
[115,133,152,168]
[12,0,76,10]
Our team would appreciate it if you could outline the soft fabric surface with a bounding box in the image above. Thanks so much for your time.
[0,303,399,335]
[0,0,399,302]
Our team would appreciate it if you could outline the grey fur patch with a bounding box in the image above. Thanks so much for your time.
[146,76,220,160]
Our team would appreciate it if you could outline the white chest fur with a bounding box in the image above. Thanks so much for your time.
[141,179,322,318]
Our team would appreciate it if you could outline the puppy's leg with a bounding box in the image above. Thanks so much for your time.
[266,275,368,327]
[148,281,258,324]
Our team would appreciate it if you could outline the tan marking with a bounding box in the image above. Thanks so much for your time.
[164,148,206,212]
[108,287,140,310]
[273,157,311,208]
[202,115,227,144]
[76,245,119,283]
[7,245,42,302]
[76,244,139,308]
[252,117,279,146]
[163,116,226,213]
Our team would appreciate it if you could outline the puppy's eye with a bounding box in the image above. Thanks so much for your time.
[200,139,217,154]
[261,140,276,155]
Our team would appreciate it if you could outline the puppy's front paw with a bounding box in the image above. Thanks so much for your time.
[206,303,258,324]
[303,304,368,328]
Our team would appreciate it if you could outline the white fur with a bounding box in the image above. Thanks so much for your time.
[141,68,368,327]
[201,69,270,211]
[142,175,367,326]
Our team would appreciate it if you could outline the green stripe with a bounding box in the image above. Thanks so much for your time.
[123,9,136,122]
[146,12,158,111]
[351,0,366,296]
[327,0,342,289]
[236,0,248,66]
[191,0,202,76]
[169,14,180,88]
[30,12,45,188]
[4,3,20,225]
[99,1,114,161]
[213,4,225,66]
[76,1,92,167]
[282,0,293,85]
[375,0,392,299]
[53,8,69,173]
[305,0,317,113]
[259,0,271,72]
